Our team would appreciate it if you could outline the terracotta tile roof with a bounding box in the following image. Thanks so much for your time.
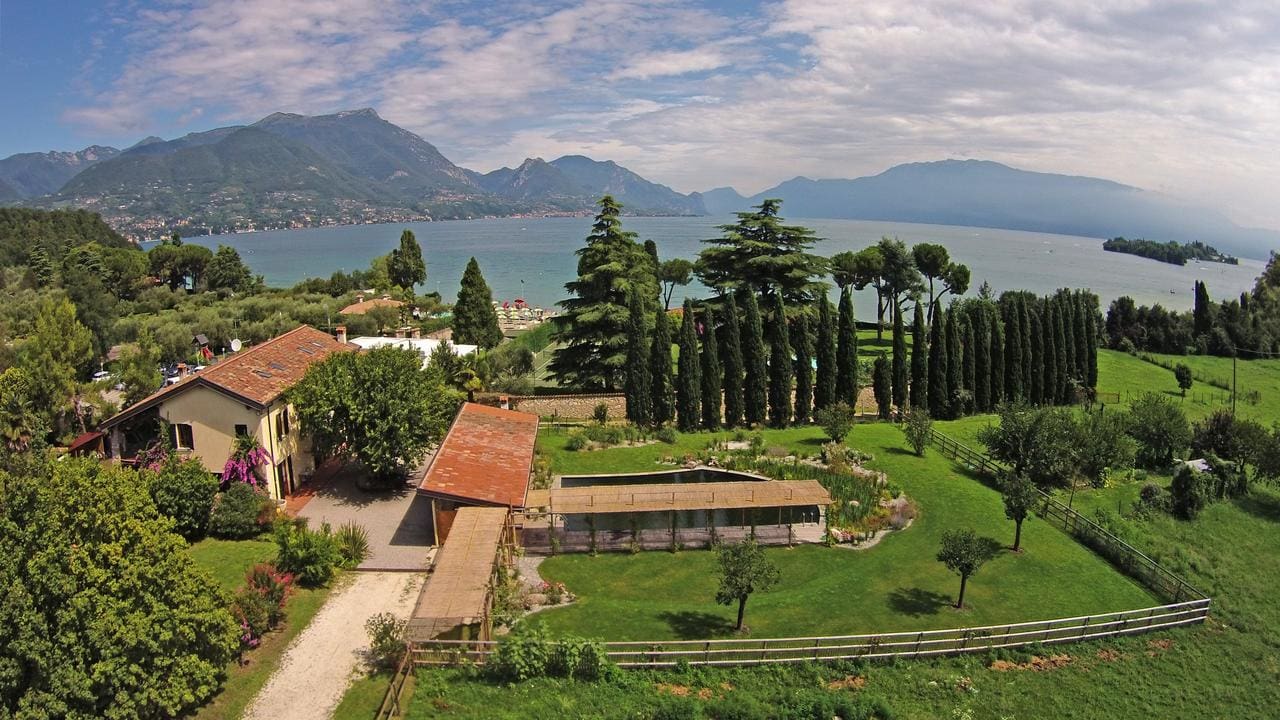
[101,325,354,427]
[417,403,539,507]
[340,297,404,315]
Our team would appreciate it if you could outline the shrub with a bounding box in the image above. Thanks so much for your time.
[708,693,768,720]
[245,562,293,628]
[365,612,407,670]
[149,456,220,540]
[1137,482,1169,514]
[334,521,370,568]
[546,636,610,680]
[485,625,553,682]
[651,696,698,720]
[564,432,588,452]
[655,426,678,444]
[209,482,272,539]
[815,402,857,443]
[1170,464,1209,520]
[592,402,610,424]
[273,518,341,587]
[230,586,273,650]
[901,410,932,457]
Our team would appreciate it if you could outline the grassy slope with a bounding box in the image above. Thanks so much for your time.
[1096,349,1280,424]
[531,423,1150,641]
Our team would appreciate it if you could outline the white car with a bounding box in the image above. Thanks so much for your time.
[92,370,111,381]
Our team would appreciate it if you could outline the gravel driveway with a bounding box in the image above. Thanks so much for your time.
[243,571,425,720]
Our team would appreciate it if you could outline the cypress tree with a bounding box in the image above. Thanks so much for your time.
[1028,303,1044,405]
[1019,296,1033,399]
[1003,299,1023,402]
[676,299,702,431]
[990,307,1005,405]
[872,355,892,419]
[720,294,745,428]
[792,310,813,424]
[814,294,837,410]
[972,305,990,412]
[1061,292,1077,386]
[891,301,908,412]
[624,288,653,425]
[835,286,858,405]
[650,307,674,425]
[740,289,768,426]
[945,307,963,418]
[1085,300,1099,389]
[700,304,723,430]
[1193,280,1213,336]
[1043,299,1060,405]
[962,314,977,415]
[452,257,504,348]
[910,302,928,410]
[1074,292,1090,383]
[767,292,793,427]
[1055,297,1071,403]
[928,306,949,418]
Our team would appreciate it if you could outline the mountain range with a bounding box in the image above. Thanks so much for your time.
[1,108,1276,257]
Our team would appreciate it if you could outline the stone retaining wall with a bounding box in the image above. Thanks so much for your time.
[509,393,627,420]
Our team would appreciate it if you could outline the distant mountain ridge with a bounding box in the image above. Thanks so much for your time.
[0,145,120,198]
[704,160,1279,259]
[472,155,703,214]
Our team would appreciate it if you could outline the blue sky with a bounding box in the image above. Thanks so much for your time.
[3,0,1279,229]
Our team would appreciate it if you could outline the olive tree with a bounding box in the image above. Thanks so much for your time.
[714,538,780,632]
[936,529,995,609]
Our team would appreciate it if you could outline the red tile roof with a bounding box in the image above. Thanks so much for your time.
[101,325,354,428]
[340,297,404,315]
[417,403,539,508]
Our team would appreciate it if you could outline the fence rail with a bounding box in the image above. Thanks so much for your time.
[407,599,1210,668]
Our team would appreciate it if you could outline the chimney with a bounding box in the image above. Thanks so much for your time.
[356,293,365,303]
[410,327,421,339]
[177,363,189,379]
[335,325,348,344]
[395,327,408,339]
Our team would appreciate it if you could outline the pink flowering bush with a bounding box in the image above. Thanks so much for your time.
[222,435,271,489]
[232,562,294,654]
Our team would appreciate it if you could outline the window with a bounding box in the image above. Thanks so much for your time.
[234,424,248,438]
[275,409,290,440]
[282,408,291,437]
[173,423,194,450]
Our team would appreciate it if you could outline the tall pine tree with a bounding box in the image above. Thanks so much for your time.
[720,294,745,428]
[835,286,858,405]
[962,315,977,415]
[814,294,837,410]
[928,306,949,418]
[1043,299,1060,405]
[740,289,768,426]
[676,299,702,431]
[1002,298,1023,402]
[767,292,793,427]
[1019,296,1034,399]
[624,288,653,425]
[1192,280,1213,337]
[910,302,928,409]
[1028,303,1044,405]
[1073,291,1089,383]
[1061,291,1078,386]
[989,305,1004,406]
[872,355,892,419]
[1054,297,1071,403]
[792,310,813,424]
[971,305,991,412]
[891,301,908,412]
[945,307,963,418]
[650,307,674,425]
[700,304,723,430]
[1084,297,1099,388]
[452,257,504,348]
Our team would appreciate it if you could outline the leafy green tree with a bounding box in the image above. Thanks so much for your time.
[766,293,793,427]
[624,288,653,426]
[978,404,1078,487]
[0,457,239,717]
[714,538,780,631]
[739,290,768,426]
[1126,392,1192,468]
[650,307,675,426]
[0,368,43,453]
[834,286,858,406]
[1001,473,1039,552]
[659,258,694,310]
[791,309,813,424]
[872,355,892,419]
[814,294,837,411]
[910,302,928,410]
[912,243,951,323]
[551,197,657,389]
[719,294,745,428]
[936,529,994,609]
[1170,463,1209,519]
[891,302,908,411]
[453,257,503,348]
[290,346,461,481]
[815,402,856,443]
[206,244,255,293]
[19,296,94,430]
[149,455,220,540]
[1074,411,1137,487]
[676,300,702,432]
[388,229,427,290]
[1174,363,1193,397]
[697,199,824,304]
[945,306,963,417]
[927,305,949,418]
[902,409,932,456]
[876,237,924,333]
[700,304,723,430]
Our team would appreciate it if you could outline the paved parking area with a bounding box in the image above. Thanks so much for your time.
[297,462,435,570]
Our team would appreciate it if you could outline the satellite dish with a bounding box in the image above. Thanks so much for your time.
[230,339,243,352]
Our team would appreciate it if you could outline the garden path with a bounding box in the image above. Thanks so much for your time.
[242,571,424,720]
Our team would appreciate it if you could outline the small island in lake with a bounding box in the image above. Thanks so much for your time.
[1102,237,1238,266]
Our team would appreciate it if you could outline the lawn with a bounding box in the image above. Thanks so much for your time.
[1096,349,1280,425]
[188,537,277,591]
[530,423,1152,642]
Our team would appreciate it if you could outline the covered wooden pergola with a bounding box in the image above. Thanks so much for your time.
[526,479,831,515]
[408,506,516,642]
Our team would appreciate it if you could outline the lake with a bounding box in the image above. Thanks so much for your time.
[170,216,1266,318]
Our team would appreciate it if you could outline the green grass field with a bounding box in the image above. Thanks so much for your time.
[188,537,277,591]
[1096,349,1280,425]
[530,423,1150,641]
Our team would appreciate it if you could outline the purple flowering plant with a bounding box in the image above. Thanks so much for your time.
[222,434,271,489]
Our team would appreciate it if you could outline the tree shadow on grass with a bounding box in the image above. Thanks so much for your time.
[1234,493,1280,523]
[658,610,737,639]
[882,446,921,457]
[886,587,951,617]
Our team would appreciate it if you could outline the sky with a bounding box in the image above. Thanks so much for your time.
[2,0,1279,229]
